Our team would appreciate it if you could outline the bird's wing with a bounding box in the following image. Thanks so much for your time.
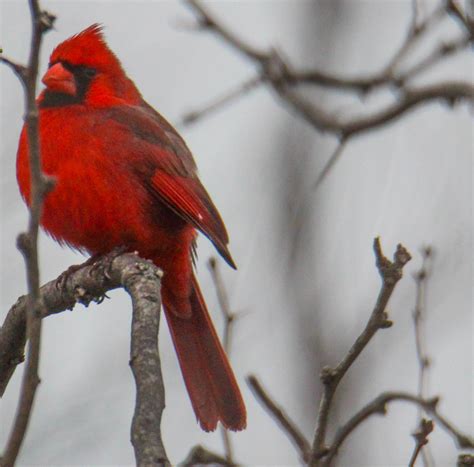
[105,102,236,268]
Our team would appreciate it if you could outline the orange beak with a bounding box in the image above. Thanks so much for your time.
[42,63,76,95]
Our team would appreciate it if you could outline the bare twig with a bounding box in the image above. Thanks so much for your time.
[178,74,263,127]
[412,248,433,415]
[409,418,434,467]
[247,375,311,464]
[0,2,55,465]
[312,140,347,192]
[0,57,27,81]
[310,239,412,465]
[208,257,237,464]
[447,0,474,36]
[323,392,472,465]
[186,0,266,62]
[381,2,446,77]
[208,257,236,353]
[400,35,471,83]
[412,247,435,467]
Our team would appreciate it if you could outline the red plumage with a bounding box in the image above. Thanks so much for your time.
[16,24,246,432]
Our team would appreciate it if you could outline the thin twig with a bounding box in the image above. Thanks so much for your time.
[446,0,474,36]
[412,246,435,467]
[381,2,446,77]
[208,257,236,352]
[208,257,237,464]
[323,391,472,465]
[0,2,55,466]
[412,248,433,414]
[312,139,347,192]
[247,375,311,464]
[400,35,471,83]
[177,74,263,128]
[186,0,266,62]
[310,239,412,466]
[409,418,434,467]
[0,57,27,81]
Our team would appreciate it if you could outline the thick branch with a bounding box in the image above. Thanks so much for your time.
[0,252,170,464]
[310,239,411,465]
[0,253,156,392]
[127,261,169,466]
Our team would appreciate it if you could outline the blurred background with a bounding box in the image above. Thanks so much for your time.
[1,1,472,465]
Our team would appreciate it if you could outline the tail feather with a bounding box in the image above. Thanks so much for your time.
[163,274,246,432]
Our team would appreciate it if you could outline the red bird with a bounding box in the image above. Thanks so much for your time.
[16,24,246,432]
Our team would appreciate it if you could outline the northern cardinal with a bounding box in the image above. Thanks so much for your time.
[16,24,246,432]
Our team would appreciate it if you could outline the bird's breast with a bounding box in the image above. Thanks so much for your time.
[16,106,192,258]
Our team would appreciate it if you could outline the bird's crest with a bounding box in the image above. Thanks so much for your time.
[49,24,124,74]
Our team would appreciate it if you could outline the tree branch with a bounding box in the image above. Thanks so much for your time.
[208,257,238,464]
[323,392,472,465]
[276,81,474,139]
[0,2,55,465]
[178,75,263,128]
[184,0,472,123]
[412,246,435,466]
[446,0,474,37]
[312,140,347,192]
[0,253,170,465]
[246,375,311,464]
[127,260,169,466]
[380,1,445,78]
[408,418,434,467]
[186,0,267,62]
[183,0,473,194]
[310,238,411,465]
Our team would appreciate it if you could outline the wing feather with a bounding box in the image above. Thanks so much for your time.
[105,102,236,268]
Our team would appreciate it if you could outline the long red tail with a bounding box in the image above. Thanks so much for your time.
[162,274,246,432]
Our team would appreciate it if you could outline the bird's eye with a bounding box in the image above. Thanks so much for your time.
[82,68,97,79]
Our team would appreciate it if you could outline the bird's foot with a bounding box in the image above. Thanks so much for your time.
[55,254,100,292]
